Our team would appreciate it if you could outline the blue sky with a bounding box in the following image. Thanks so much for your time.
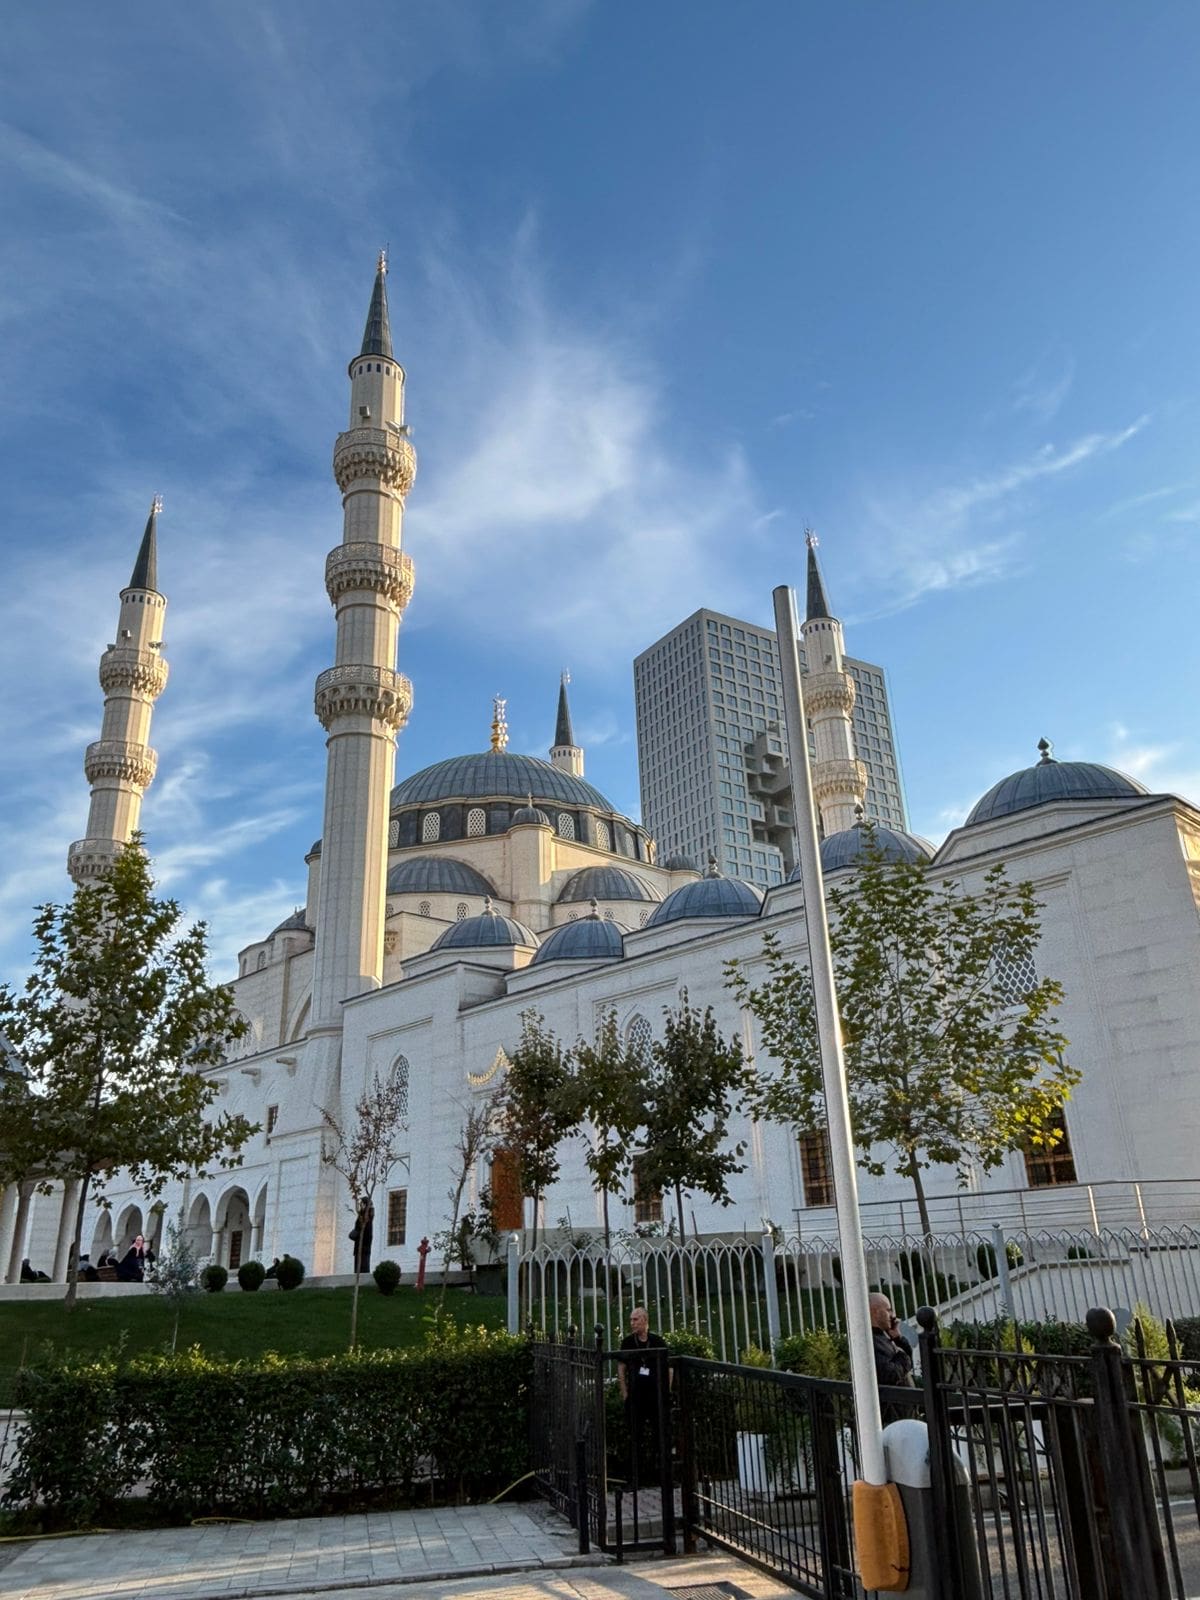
[2,3,1199,979]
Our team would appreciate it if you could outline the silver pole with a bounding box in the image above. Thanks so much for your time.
[773,584,886,1486]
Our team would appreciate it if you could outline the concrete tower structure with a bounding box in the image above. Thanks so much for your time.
[67,500,169,884]
[549,673,584,777]
[801,532,867,836]
[310,255,416,1031]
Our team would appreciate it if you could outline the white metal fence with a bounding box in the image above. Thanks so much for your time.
[514,1215,1200,1358]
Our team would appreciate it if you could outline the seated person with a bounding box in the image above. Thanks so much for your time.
[116,1233,155,1282]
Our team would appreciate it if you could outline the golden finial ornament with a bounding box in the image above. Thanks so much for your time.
[152,494,163,516]
[490,695,509,753]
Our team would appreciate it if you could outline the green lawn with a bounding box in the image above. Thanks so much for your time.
[0,1285,507,1403]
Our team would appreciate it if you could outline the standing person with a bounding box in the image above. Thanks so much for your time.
[116,1233,154,1282]
[349,1201,374,1274]
[870,1293,914,1386]
[617,1305,671,1488]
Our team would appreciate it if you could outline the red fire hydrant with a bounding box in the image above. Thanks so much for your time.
[416,1236,431,1292]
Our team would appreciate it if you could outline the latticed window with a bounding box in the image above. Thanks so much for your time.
[557,813,576,840]
[391,1054,410,1123]
[633,1154,663,1224]
[638,911,648,926]
[388,819,400,847]
[604,909,614,920]
[467,807,486,837]
[418,900,431,917]
[993,945,1038,1006]
[422,812,441,843]
[625,1013,653,1063]
[387,1188,408,1247]
[593,818,610,850]
[1024,1108,1077,1188]
[456,903,468,921]
[798,1130,834,1207]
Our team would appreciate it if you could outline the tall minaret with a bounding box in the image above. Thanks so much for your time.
[310,254,416,1031]
[801,531,867,836]
[67,500,169,883]
[549,672,584,776]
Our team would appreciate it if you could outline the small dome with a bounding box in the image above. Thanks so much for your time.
[431,903,537,952]
[512,801,550,827]
[645,863,763,928]
[307,839,322,858]
[532,917,624,966]
[966,739,1147,826]
[557,865,662,904]
[386,856,496,897]
[663,853,699,871]
[271,908,312,937]
[791,823,934,878]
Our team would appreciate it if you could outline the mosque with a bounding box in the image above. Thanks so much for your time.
[4,261,1200,1284]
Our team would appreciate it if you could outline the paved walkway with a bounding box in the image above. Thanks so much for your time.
[0,1505,796,1600]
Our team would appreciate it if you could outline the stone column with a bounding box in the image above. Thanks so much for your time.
[52,1179,83,1281]
[5,1186,32,1284]
[0,1184,21,1286]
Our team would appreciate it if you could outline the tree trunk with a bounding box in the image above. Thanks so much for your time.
[909,1162,932,1238]
[350,1266,361,1351]
[674,1182,686,1247]
[601,1186,611,1252]
[63,1170,92,1310]
[171,1303,181,1354]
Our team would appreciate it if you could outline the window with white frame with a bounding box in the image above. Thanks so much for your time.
[386,1188,408,1247]
[422,812,441,843]
[467,807,486,837]
[557,813,576,840]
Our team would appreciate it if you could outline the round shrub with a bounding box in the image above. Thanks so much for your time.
[276,1255,305,1291]
[238,1260,266,1292]
[200,1264,228,1294]
[373,1259,401,1296]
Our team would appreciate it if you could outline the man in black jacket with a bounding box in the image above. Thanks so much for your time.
[618,1306,671,1487]
[870,1293,914,1387]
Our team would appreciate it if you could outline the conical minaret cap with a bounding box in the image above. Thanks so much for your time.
[128,497,161,594]
[360,251,393,359]
[805,530,833,621]
[554,673,575,747]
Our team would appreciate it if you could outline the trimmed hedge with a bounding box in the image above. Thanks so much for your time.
[200,1264,227,1294]
[237,1261,265,1292]
[276,1255,305,1291]
[4,1325,531,1527]
[373,1260,401,1296]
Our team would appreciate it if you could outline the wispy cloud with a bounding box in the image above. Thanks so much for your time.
[1106,725,1200,803]
[1010,350,1076,424]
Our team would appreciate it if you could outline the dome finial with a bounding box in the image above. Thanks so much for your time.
[854,802,866,824]
[484,895,494,914]
[588,897,600,919]
[706,850,721,877]
[490,696,509,752]
[1037,737,1056,765]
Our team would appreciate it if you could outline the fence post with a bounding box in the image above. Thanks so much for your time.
[1085,1306,1168,1598]
[506,1232,520,1334]
[916,1307,982,1600]
[761,1232,781,1356]
[991,1222,1017,1325]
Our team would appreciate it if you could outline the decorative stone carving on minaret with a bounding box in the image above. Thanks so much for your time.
[310,254,416,1030]
[68,499,169,884]
[801,531,867,836]
[549,671,584,776]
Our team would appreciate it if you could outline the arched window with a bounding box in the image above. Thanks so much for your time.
[391,1054,410,1122]
[638,911,648,926]
[557,813,576,840]
[418,900,431,917]
[467,807,486,837]
[388,819,400,847]
[456,902,468,921]
[619,827,634,856]
[568,912,579,921]
[593,817,610,850]
[625,1013,653,1063]
[604,909,615,921]
[256,951,267,971]
[422,812,441,843]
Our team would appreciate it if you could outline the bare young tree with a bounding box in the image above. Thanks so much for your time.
[320,1063,410,1350]
[436,1095,498,1311]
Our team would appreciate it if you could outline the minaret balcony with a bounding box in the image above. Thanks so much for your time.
[67,837,125,882]
[314,664,413,733]
[98,645,169,698]
[83,739,157,788]
[803,671,856,716]
[811,758,868,807]
[332,425,417,496]
[325,543,414,610]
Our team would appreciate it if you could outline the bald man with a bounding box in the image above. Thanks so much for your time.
[870,1293,914,1387]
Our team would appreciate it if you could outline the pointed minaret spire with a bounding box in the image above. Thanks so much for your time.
[67,502,170,883]
[129,495,162,593]
[549,671,584,777]
[360,249,393,359]
[799,528,867,836]
[805,528,833,621]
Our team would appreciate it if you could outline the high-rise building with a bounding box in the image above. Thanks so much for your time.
[633,541,907,887]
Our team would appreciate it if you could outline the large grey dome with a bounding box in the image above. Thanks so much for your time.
[645,870,763,928]
[790,823,934,878]
[386,856,496,897]
[532,917,624,966]
[431,906,537,952]
[966,741,1147,826]
[392,752,614,813]
[557,866,661,904]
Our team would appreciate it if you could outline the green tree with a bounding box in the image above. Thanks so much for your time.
[0,841,256,1306]
[496,1009,578,1248]
[726,827,1077,1236]
[436,1095,498,1310]
[146,1207,200,1352]
[320,1062,410,1350]
[572,1009,641,1248]
[638,992,753,1246]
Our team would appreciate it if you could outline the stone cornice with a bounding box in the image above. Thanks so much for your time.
[67,837,124,882]
[332,425,417,496]
[811,757,867,805]
[804,671,856,716]
[314,664,412,732]
[84,739,157,788]
[325,542,414,610]
[98,645,169,699]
